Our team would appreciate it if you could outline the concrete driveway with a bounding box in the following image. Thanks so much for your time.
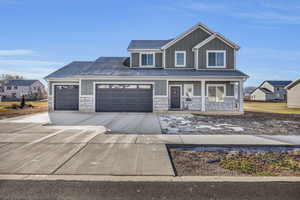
[3,112,162,134]
[0,121,173,176]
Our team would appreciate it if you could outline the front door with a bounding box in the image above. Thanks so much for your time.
[170,86,181,109]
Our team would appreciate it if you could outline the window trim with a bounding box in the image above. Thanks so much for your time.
[206,84,226,102]
[139,52,155,67]
[206,50,226,68]
[175,51,186,67]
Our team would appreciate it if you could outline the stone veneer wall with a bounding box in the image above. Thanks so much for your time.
[182,97,202,110]
[153,96,168,111]
[205,97,238,111]
[79,96,94,112]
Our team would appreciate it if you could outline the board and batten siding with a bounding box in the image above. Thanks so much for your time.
[198,38,235,69]
[81,80,167,96]
[287,82,300,108]
[131,53,163,68]
[165,28,210,68]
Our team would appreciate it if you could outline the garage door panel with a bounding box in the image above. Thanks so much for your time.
[96,84,153,112]
[54,85,79,111]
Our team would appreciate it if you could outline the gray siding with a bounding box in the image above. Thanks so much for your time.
[165,28,210,68]
[131,53,162,68]
[198,38,234,69]
[81,79,167,96]
[131,53,139,67]
[155,53,162,68]
[48,81,79,95]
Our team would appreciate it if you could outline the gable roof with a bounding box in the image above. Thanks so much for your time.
[193,33,240,50]
[264,80,292,87]
[127,39,172,50]
[285,78,300,90]
[250,87,272,95]
[259,88,273,94]
[45,57,248,79]
[127,22,240,51]
[161,22,240,50]
[4,79,38,86]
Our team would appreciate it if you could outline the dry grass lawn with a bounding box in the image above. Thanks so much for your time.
[0,101,48,119]
[244,102,300,114]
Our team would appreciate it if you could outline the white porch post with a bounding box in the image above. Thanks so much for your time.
[239,80,244,112]
[201,80,206,112]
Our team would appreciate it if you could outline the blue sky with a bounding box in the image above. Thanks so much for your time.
[0,0,299,86]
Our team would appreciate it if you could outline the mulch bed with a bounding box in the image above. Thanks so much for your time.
[169,148,300,176]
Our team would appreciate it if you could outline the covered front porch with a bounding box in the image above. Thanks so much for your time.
[167,79,244,112]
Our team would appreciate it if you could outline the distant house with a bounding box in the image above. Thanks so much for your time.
[0,80,47,101]
[285,78,300,108]
[250,80,292,101]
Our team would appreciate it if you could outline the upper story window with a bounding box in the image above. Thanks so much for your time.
[140,53,155,67]
[207,50,226,68]
[6,86,11,90]
[175,51,186,67]
[14,86,18,90]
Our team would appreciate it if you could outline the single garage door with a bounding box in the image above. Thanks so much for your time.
[96,84,153,112]
[54,85,79,110]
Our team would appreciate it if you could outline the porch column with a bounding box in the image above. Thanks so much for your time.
[239,80,244,112]
[201,80,206,111]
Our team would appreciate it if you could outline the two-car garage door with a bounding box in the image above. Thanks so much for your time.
[54,84,153,112]
[95,84,153,112]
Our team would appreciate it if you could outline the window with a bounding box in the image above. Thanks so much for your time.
[14,86,18,90]
[207,85,225,102]
[175,51,186,67]
[183,84,193,97]
[138,85,151,89]
[140,53,154,67]
[124,85,137,89]
[98,85,110,89]
[207,51,226,68]
[6,86,11,90]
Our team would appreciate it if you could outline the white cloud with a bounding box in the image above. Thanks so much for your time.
[0,49,35,56]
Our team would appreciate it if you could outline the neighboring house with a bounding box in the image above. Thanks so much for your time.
[250,80,292,101]
[0,79,47,100]
[45,23,248,113]
[285,78,300,108]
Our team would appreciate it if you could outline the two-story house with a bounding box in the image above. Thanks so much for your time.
[45,23,248,112]
[0,79,47,101]
[250,80,292,101]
